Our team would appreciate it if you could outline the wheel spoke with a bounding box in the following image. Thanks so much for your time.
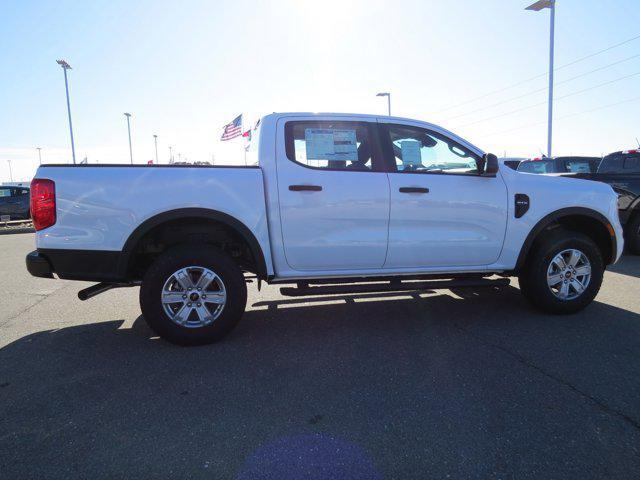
[195,270,216,290]
[567,250,582,268]
[552,256,567,270]
[547,273,563,286]
[174,268,194,290]
[162,291,186,303]
[172,303,191,325]
[558,281,570,299]
[575,265,591,276]
[205,291,226,304]
[571,279,586,294]
[194,304,212,323]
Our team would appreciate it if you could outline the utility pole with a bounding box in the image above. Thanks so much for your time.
[124,113,133,164]
[376,92,391,116]
[37,147,42,165]
[153,134,159,164]
[526,0,556,157]
[56,59,76,164]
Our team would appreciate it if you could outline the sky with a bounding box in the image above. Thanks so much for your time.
[1,0,639,182]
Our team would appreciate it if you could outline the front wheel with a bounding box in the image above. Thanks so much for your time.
[140,245,247,346]
[518,229,604,314]
[626,213,640,255]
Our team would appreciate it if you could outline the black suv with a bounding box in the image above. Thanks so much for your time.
[0,186,30,220]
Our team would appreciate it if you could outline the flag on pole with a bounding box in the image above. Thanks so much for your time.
[221,114,243,141]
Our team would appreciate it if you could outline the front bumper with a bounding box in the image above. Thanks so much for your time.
[25,250,54,279]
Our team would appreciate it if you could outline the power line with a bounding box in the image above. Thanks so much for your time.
[446,54,640,121]
[455,70,640,128]
[436,32,640,113]
[482,95,640,138]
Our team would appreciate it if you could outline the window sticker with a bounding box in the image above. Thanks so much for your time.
[400,140,422,166]
[305,129,358,161]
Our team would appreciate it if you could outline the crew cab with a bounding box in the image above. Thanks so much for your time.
[26,113,624,345]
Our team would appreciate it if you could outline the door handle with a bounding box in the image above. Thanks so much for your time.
[399,187,429,194]
[289,185,322,192]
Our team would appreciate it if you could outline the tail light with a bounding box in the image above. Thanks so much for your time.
[30,179,56,231]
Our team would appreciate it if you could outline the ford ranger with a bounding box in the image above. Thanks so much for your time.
[26,113,624,345]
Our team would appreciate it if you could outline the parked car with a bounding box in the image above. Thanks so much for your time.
[517,156,601,174]
[557,149,640,254]
[26,112,623,345]
[0,185,30,220]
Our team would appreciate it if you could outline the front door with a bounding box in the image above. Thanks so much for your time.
[380,121,508,269]
[276,117,390,271]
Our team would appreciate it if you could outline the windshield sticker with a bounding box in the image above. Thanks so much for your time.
[305,129,358,161]
[400,140,422,166]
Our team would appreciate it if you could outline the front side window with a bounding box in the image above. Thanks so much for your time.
[0,188,12,198]
[385,125,478,174]
[285,121,375,171]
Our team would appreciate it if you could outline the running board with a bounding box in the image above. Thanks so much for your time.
[78,282,139,301]
[279,277,510,297]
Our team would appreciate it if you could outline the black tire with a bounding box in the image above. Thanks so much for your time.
[140,245,247,346]
[518,229,604,314]
[625,213,640,255]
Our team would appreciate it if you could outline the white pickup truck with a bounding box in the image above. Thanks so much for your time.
[27,113,624,345]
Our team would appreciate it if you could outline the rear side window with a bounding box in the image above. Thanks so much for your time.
[517,160,556,174]
[0,188,11,197]
[285,121,376,171]
[623,155,640,173]
[598,155,624,173]
[565,160,591,173]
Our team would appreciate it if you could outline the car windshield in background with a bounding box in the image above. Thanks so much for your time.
[517,160,556,174]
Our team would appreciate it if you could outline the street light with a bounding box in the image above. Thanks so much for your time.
[526,0,555,157]
[37,147,42,165]
[6,160,13,182]
[153,134,159,164]
[376,92,391,116]
[124,113,133,164]
[56,59,76,164]
[169,145,173,164]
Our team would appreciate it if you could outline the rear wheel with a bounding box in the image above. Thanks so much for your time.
[626,213,640,255]
[140,245,247,346]
[518,229,604,314]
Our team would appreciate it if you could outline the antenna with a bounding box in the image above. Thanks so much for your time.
[636,137,639,147]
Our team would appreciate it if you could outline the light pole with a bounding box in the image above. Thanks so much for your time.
[37,147,42,165]
[56,59,76,164]
[526,0,555,157]
[376,92,391,116]
[169,146,173,164]
[124,113,133,164]
[153,134,159,164]
[6,160,13,182]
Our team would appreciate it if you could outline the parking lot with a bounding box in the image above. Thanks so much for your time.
[1,232,639,479]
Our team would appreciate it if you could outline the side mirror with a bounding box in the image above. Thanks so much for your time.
[480,153,499,176]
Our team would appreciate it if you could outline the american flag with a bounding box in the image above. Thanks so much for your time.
[221,114,242,141]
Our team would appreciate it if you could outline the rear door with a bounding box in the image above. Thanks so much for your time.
[0,188,12,218]
[275,116,390,271]
[380,121,508,268]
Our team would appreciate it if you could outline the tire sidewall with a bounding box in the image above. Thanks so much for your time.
[524,231,604,314]
[140,245,247,345]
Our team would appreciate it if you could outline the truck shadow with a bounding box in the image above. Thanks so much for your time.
[2,285,640,478]
[608,253,640,279]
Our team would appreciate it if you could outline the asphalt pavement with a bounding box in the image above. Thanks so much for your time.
[1,232,639,479]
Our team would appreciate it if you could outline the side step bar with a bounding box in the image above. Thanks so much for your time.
[280,277,510,297]
[78,282,139,301]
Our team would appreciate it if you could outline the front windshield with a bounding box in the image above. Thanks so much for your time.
[517,160,557,174]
